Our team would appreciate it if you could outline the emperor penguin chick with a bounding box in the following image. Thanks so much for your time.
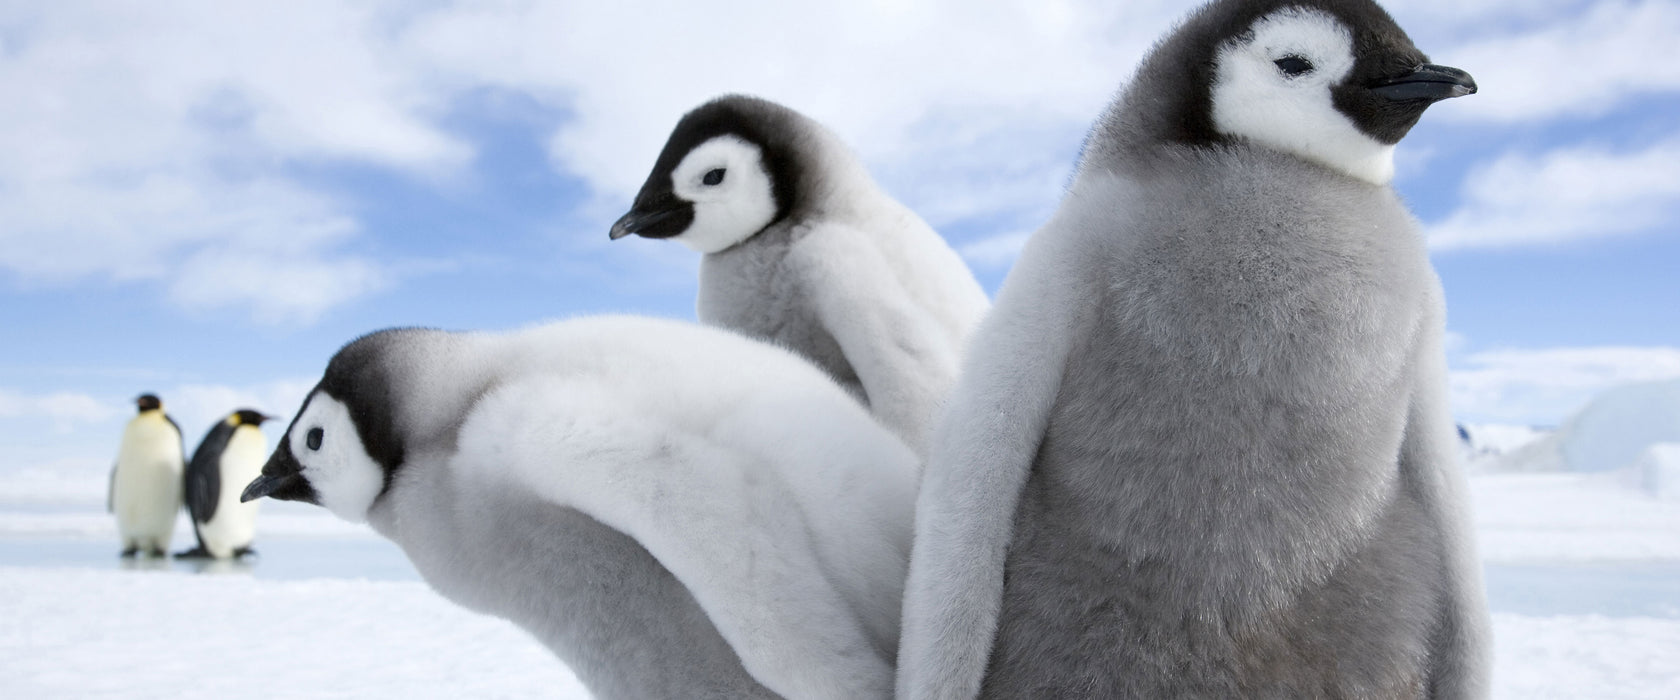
[611,95,990,456]
[109,393,185,557]
[242,316,918,700]
[178,409,272,559]
[897,1,1489,698]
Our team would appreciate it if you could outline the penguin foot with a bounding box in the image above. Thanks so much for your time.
[174,546,213,559]
[120,546,139,558]
[233,545,257,558]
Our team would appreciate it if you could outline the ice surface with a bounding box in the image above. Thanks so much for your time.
[1471,473,1680,562]
[3,467,1679,697]
[1,567,590,699]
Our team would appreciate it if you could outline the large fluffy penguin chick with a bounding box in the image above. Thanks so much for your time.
[610,95,990,457]
[242,316,918,700]
[109,394,185,557]
[897,1,1487,698]
[179,409,272,559]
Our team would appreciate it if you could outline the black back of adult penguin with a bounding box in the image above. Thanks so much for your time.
[895,1,1488,698]
[183,409,268,525]
[183,420,234,527]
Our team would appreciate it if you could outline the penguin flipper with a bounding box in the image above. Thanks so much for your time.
[790,224,959,456]
[472,375,903,700]
[107,462,116,514]
[184,422,233,525]
[1400,326,1492,698]
[897,223,1099,700]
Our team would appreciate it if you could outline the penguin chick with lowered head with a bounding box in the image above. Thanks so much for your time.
[177,409,272,559]
[897,1,1488,698]
[242,316,918,700]
[611,95,990,456]
[109,393,185,557]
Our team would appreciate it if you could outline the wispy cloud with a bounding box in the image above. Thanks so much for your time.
[1,1,1193,317]
[1435,0,1680,124]
[1448,346,1680,425]
[400,0,1172,222]
[1426,137,1680,251]
[0,1,459,323]
[959,231,1034,270]
[5,0,1673,322]
[0,388,118,430]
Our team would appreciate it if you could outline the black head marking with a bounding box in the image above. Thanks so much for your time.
[135,393,162,413]
[1104,0,1471,154]
[312,328,417,485]
[231,408,270,426]
[249,327,423,508]
[610,94,806,241]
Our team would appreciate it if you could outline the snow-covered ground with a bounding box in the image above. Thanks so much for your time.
[4,447,1679,698]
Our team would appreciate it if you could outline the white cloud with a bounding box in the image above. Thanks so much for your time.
[0,388,117,429]
[1449,346,1680,425]
[1434,1,1680,124]
[4,0,1177,318]
[7,0,1669,321]
[959,231,1034,270]
[0,0,461,323]
[1426,137,1680,250]
[398,0,1176,223]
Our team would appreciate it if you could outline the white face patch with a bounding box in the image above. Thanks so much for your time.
[1210,8,1396,184]
[668,135,778,254]
[289,393,385,523]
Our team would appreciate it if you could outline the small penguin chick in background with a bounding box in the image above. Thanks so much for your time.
[611,95,990,457]
[897,0,1488,698]
[109,393,185,558]
[242,316,918,700]
[177,409,272,559]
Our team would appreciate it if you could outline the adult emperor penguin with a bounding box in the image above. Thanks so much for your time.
[610,95,990,456]
[108,393,185,557]
[896,1,1490,698]
[177,409,272,559]
[241,316,918,700]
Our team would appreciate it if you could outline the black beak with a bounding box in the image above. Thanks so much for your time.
[240,440,319,504]
[1370,64,1478,102]
[608,206,685,240]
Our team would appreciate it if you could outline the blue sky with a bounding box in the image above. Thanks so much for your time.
[2,0,1678,480]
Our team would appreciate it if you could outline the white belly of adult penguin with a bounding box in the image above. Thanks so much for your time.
[178,409,272,559]
[241,316,918,700]
[109,393,185,557]
[610,95,990,457]
[898,1,1490,698]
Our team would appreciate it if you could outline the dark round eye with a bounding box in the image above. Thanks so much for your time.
[1274,56,1314,77]
[306,427,323,451]
[702,168,726,186]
